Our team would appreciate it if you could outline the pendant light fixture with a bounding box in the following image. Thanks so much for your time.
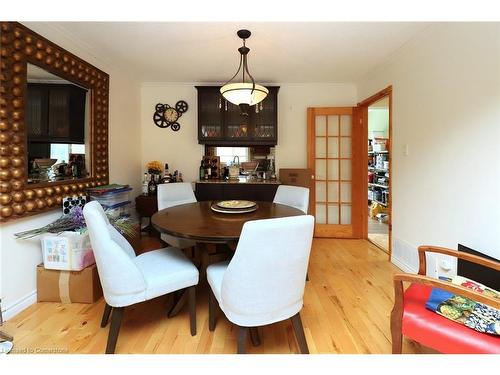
[220,29,268,116]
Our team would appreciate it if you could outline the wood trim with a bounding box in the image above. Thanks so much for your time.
[357,86,393,107]
[311,107,353,116]
[0,22,109,222]
[388,90,393,256]
[314,224,353,238]
[351,105,364,238]
[358,86,393,258]
[307,108,315,218]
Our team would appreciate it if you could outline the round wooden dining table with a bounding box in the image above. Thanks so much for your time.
[151,200,304,243]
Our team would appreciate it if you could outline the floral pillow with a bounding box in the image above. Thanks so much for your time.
[425,276,500,336]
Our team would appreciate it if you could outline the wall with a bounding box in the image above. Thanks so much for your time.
[368,108,389,139]
[140,83,357,182]
[357,23,500,274]
[0,23,142,319]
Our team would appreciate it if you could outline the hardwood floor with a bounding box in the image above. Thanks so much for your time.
[368,215,389,253]
[2,238,433,354]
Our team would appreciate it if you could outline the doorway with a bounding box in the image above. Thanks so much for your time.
[358,87,392,257]
[307,107,364,238]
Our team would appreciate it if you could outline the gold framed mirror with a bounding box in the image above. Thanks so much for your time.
[0,22,109,222]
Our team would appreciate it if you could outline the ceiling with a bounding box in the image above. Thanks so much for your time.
[25,22,430,83]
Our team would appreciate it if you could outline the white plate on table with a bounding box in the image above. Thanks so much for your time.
[216,200,257,209]
[211,202,258,214]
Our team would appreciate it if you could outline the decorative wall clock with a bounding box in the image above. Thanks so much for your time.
[153,100,188,131]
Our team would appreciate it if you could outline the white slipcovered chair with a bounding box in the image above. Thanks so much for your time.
[273,184,311,280]
[157,183,197,251]
[206,215,315,354]
[273,185,310,214]
[83,201,199,354]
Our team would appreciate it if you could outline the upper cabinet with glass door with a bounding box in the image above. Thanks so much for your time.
[26,63,90,185]
[196,86,279,146]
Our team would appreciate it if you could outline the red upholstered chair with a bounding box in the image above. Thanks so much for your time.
[391,245,500,354]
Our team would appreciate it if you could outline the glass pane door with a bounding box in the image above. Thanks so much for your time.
[308,107,359,238]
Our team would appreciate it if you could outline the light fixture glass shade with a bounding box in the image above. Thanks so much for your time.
[220,83,269,106]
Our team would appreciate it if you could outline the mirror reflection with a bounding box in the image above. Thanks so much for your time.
[26,63,90,184]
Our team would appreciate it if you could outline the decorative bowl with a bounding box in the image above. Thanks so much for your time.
[34,158,58,169]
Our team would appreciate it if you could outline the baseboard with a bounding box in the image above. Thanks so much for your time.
[391,254,418,274]
[2,290,37,321]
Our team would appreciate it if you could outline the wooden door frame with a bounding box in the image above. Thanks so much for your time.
[307,106,364,238]
[358,86,393,259]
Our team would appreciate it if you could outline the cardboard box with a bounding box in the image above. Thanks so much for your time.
[37,263,102,303]
[41,231,95,271]
[279,168,314,214]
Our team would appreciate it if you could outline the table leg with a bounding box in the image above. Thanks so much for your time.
[197,242,209,284]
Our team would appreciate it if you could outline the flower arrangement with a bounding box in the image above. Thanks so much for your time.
[147,160,163,175]
[14,206,136,240]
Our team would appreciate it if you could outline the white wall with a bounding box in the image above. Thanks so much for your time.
[275,83,357,170]
[368,108,389,139]
[140,84,203,183]
[0,23,142,319]
[357,23,500,274]
[140,83,357,182]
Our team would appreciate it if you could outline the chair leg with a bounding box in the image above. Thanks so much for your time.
[391,279,404,354]
[188,286,196,336]
[105,307,124,354]
[237,326,249,354]
[249,327,261,347]
[391,322,403,354]
[101,303,112,328]
[290,313,309,354]
[168,289,188,318]
[208,287,217,331]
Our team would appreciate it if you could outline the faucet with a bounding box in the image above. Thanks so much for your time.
[232,155,240,166]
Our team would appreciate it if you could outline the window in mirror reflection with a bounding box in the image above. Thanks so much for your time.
[26,63,90,184]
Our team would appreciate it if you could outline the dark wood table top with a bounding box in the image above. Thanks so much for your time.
[151,201,304,242]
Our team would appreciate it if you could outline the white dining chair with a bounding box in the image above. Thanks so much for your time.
[273,184,311,280]
[83,201,199,354]
[273,185,309,214]
[206,215,315,354]
[157,183,197,251]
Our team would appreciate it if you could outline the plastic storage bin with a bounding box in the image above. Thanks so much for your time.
[41,231,95,271]
[89,187,132,216]
[89,188,131,206]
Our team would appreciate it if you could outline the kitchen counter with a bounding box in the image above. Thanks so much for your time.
[196,177,281,184]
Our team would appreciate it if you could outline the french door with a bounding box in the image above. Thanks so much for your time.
[307,107,364,238]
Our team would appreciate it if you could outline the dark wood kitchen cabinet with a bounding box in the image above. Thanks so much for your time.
[26,83,87,143]
[196,86,279,146]
[195,182,280,202]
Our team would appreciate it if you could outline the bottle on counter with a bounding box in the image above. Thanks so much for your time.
[148,174,157,195]
[161,163,171,184]
[206,164,211,180]
[142,173,149,195]
[199,160,205,180]
[178,172,183,182]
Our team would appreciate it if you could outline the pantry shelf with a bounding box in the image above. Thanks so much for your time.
[369,183,389,189]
